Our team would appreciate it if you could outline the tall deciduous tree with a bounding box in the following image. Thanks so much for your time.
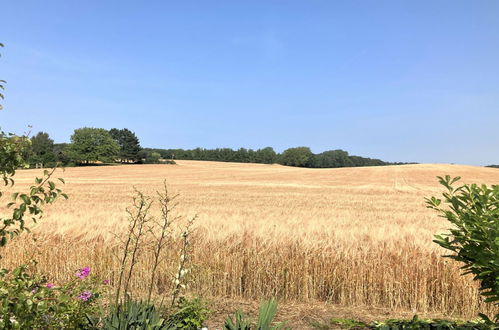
[67,127,119,164]
[109,128,142,163]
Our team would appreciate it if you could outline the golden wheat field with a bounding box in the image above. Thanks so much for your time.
[1,161,499,321]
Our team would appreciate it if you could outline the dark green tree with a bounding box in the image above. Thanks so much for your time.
[235,148,250,163]
[255,147,277,164]
[28,132,56,167]
[53,143,71,165]
[279,147,314,167]
[109,128,142,163]
[349,155,386,167]
[314,149,353,168]
[66,127,119,164]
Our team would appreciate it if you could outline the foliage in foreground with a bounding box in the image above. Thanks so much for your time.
[101,299,166,329]
[426,175,499,322]
[0,263,104,329]
[224,298,288,330]
[314,315,495,329]
[98,296,209,329]
[164,297,210,329]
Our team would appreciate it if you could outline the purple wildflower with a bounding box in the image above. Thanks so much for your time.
[103,279,109,285]
[31,288,38,294]
[75,267,91,279]
[78,291,92,301]
[46,283,54,289]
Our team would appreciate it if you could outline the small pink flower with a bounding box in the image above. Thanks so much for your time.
[75,267,91,279]
[46,283,54,289]
[78,291,92,301]
[31,288,38,294]
[103,279,109,285]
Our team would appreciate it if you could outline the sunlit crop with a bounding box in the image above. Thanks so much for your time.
[2,161,498,318]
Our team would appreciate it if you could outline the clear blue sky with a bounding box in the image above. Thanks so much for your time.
[1,1,498,165]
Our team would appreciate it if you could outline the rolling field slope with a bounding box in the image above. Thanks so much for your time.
[2,161,498,318]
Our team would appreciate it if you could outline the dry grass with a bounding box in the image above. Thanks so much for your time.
[1,161,498,320]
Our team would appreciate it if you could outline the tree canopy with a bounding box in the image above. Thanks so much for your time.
[280,147,314,167]
[109,128,142,163]
[66,127,119,164]
[314,149,352,168]
[28,132,56,166]
[142,146,406,168]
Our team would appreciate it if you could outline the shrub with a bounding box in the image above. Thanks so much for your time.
[164,297,210,329]
[371,315,492,330]
[0,262,105,329]
[327,318,367,329]
[425,175,499,322]
[144,152,161,164]
[316,315,492,329]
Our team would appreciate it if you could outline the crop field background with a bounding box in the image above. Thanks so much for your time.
[1,161,498,320]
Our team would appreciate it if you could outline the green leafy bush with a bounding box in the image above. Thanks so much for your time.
[0,131,30,183]
[328,318,367,329]
[164,297,210,329]
[0,262,105,329]
[3,168,67,247]
[372,315,492,330]
[318,315,493,329]
[425,175,499,322]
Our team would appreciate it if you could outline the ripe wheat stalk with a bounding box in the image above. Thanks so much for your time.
[1,161,498,317]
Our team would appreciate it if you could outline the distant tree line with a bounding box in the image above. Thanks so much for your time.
[145,147,278,164]
[24,127,413,169]
[486,165,499,168]
[144,146,413,168]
